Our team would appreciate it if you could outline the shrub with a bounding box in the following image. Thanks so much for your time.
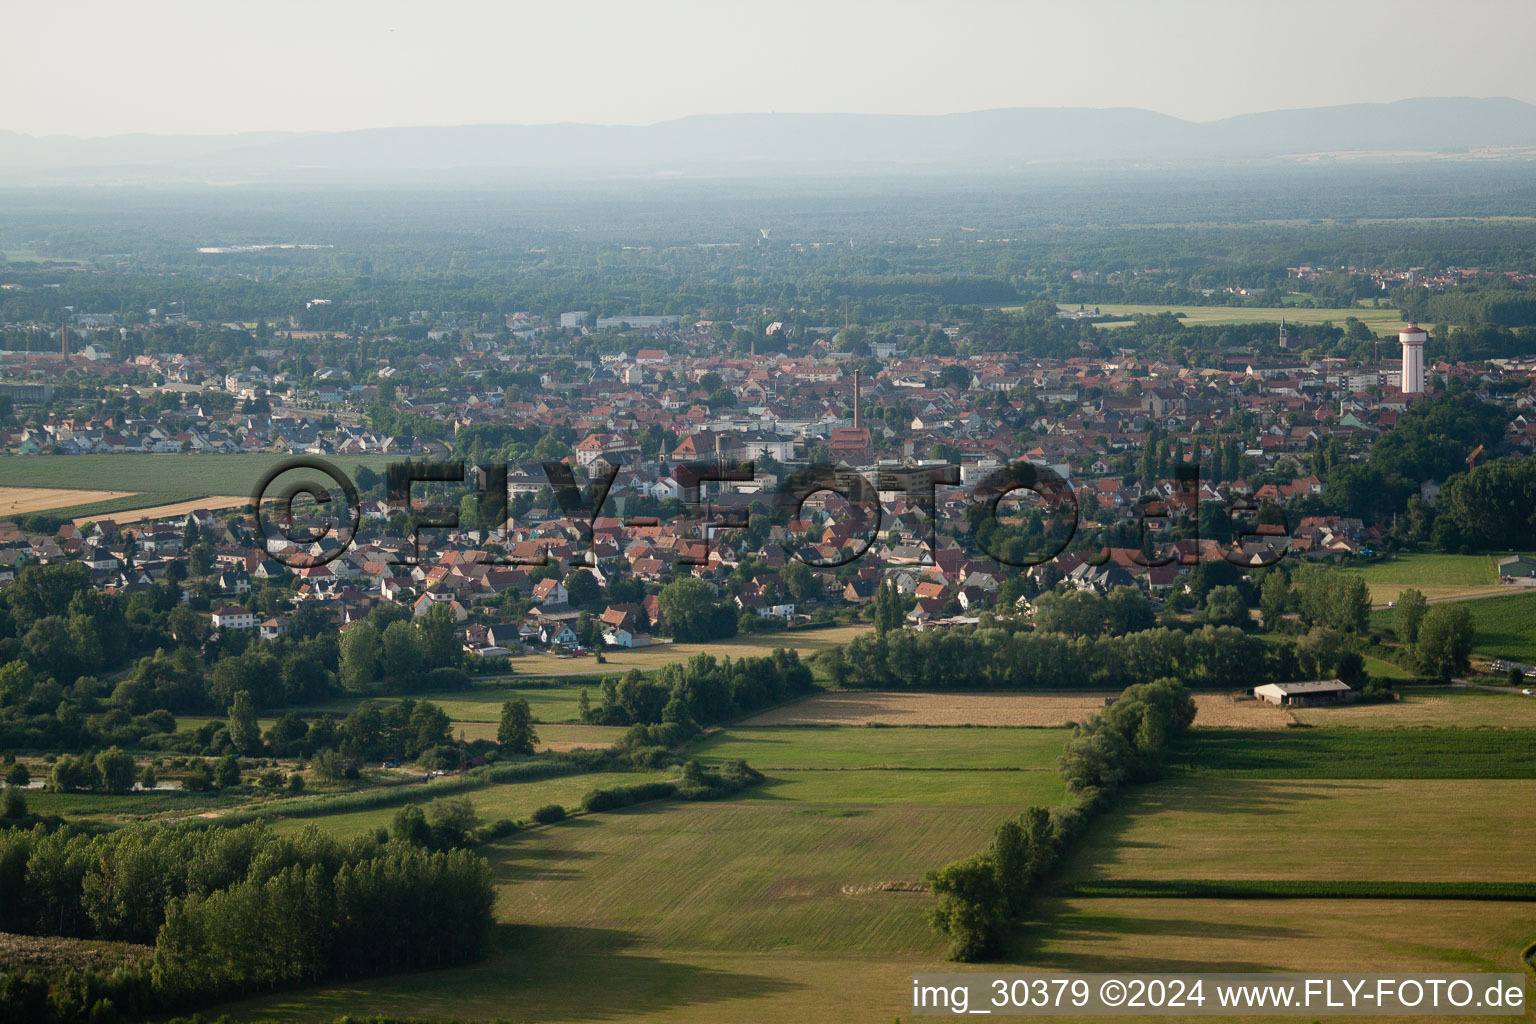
[581,781,678,813]
[531,804,567,825]
[475,818,520,842]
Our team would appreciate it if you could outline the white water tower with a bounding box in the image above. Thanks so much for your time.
[1399,321,1427,394]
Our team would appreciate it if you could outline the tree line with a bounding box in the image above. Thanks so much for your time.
[580,649,815,738]
[926,679,1197,960]
[0,821,494,1022]
[819,620,1360,693]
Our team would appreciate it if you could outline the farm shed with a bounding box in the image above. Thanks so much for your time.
[1253,679,1353,706]
[1498,555,1536,578]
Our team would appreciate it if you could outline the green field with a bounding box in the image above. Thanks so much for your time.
[1350,554,1500,588]
[14,490,206,520]
[1168,727,1536,778]
[268,770,676,838]
[298,685,590,724]
[1048,302,1419,333]
[1372,589,1536,664]
[212,723,1080,1024]
[1016,897,1534,977]
[1062,777,1536,884]
[0,453,402,495]
[691,725,1071,770]
[18,787,248,825]
[128,715,1536,1023]
[1344,553,1508,603]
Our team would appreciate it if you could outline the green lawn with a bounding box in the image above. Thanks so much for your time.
[690,725,1072,770]
[0,453,402,495]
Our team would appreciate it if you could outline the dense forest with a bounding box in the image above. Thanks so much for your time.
[0,821,494,1022]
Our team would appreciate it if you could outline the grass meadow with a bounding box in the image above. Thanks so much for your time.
[1061,777,1536,884]
[1342,552,1508,603]
[1046,302,1418,333]
[1290,687,1536,727]
[184,712,1536,1023]
[297,684,591,724]
[1371,589,1536,664]
[1168,727,1536,778]
[211,721,1081,1024]
[691,725,1072,770]
[267,770,677,838]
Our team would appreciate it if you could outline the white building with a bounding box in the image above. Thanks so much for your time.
[211,606,257,631]
[1254,679,1352,706]
[1400,322,1427,394]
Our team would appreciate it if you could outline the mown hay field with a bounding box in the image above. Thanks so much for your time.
[1045,302,1419,333]
[267,770,676,838]
[1018,897,1535,978]
[210,786,1533,1024]
[743,691,1290,729]
[1062,776,1536,884]
[0,485,139,516]
[215,742,1078,1024]
[691,725,1071,770]
[74,494,247,526]
[1291,688,1536,727]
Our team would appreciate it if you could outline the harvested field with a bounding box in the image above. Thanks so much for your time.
[740,691,1290,729]
[0,485,138,516]
[741,691,1111,726]
[1291,688,1536,727]
[76,494,248,526]
[1190,693,1293,728]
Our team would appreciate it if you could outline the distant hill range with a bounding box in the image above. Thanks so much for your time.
[5,97,1536,182]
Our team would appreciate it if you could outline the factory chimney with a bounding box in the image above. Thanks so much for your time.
[853,369,861,430]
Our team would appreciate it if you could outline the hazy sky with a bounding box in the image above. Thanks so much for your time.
[8,0,1536,137]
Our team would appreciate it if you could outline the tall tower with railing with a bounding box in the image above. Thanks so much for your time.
[1399,321,1427,394]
